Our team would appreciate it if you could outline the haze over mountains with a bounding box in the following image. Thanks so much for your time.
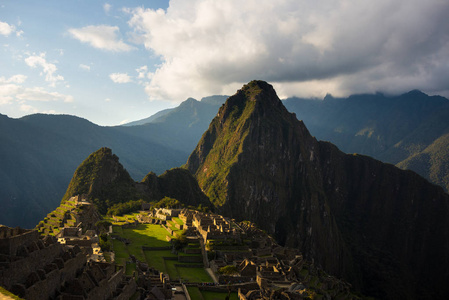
[1,87,449,230]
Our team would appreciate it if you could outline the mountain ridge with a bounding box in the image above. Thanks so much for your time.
[186,80,449,299]
[284,91,449,191]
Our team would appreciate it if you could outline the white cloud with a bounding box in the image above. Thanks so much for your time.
[16,87,73,102]
[127,0,449,101]
[0,20,15,36]
[24,53,64,86]
[0,83,21,105]
[136,65,148,79]
[0,83,73,105]
[68,25,134,52]
[109,72,132,83]
[79,64,91,71]
[0,74,27,84]
[104,3,112,13]
[19,104,39,113]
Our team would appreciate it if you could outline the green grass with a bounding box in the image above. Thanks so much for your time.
[144,250,211,282]
[114,224,173,247]
[144,250,175,271]
[172,217,184,225]
[112,239,128,265]
[112,223,176,267]
[112,223,212,282]
[187,287,237,300]
[177,266,212,282]
[164,259,180,279]
[126,262,136,275]
[187,287,204,300]
[202,290,239,300]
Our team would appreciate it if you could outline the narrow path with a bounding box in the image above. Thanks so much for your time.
[205,268,219,283]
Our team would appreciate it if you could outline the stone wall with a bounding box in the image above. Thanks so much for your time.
[0,242,63,289]
[0,228,39,256]
[85,268,124,299]
[218,275,255,285]
[115,277,137,300]
[14,249,86,299]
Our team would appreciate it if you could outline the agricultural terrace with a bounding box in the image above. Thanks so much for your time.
[110,215,212,283]
[186,286,239,300]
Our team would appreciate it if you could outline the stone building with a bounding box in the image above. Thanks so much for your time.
[0,225,136,299]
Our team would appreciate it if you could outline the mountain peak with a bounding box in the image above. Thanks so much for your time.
[61,147,136,213]
[239,80,280,105]
[215,80,288,127]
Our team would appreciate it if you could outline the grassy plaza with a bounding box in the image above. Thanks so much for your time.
[111,221,212,282]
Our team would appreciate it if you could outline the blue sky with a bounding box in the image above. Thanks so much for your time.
[1,0,449,126]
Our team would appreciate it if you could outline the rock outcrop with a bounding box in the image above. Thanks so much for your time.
[186,80,449,299]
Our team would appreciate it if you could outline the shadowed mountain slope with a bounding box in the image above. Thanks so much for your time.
[186,80,449,299]
[284,91,449,191]
[0,114,185,228]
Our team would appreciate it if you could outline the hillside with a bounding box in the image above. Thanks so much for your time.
[118,95,228,153]
[61,147,211,214]
[283,91,449,191]
[186,80,449,299]
[0,114,185,228]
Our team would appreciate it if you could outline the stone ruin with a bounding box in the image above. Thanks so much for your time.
[0,225,136,299]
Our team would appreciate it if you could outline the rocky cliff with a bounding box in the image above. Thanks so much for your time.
[186,80,449,299]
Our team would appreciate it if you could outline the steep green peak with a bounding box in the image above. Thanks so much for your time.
[217,80,285,124]
[240,80,280,105]
[61,147,134,205]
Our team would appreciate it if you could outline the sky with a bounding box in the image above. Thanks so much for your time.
[1,0,449,126]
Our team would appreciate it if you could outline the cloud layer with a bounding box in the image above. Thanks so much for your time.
[127,0,449,101]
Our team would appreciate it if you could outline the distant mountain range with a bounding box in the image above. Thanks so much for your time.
[283,90,449,192]
[0,96,226,228]
[1,88,449,229]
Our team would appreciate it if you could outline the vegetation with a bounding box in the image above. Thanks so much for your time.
[218,265,239,275]
[0,286,23,300]
[110,221,212,283]
[107,199,145,216]
[95,220,112,232]
[61,148,143,214]
[186,82,258,206]
[99,233,111,252]
[187,287,239,300]
[153,197,183,209]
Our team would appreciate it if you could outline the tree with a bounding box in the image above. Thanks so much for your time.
[95,220,112,233]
